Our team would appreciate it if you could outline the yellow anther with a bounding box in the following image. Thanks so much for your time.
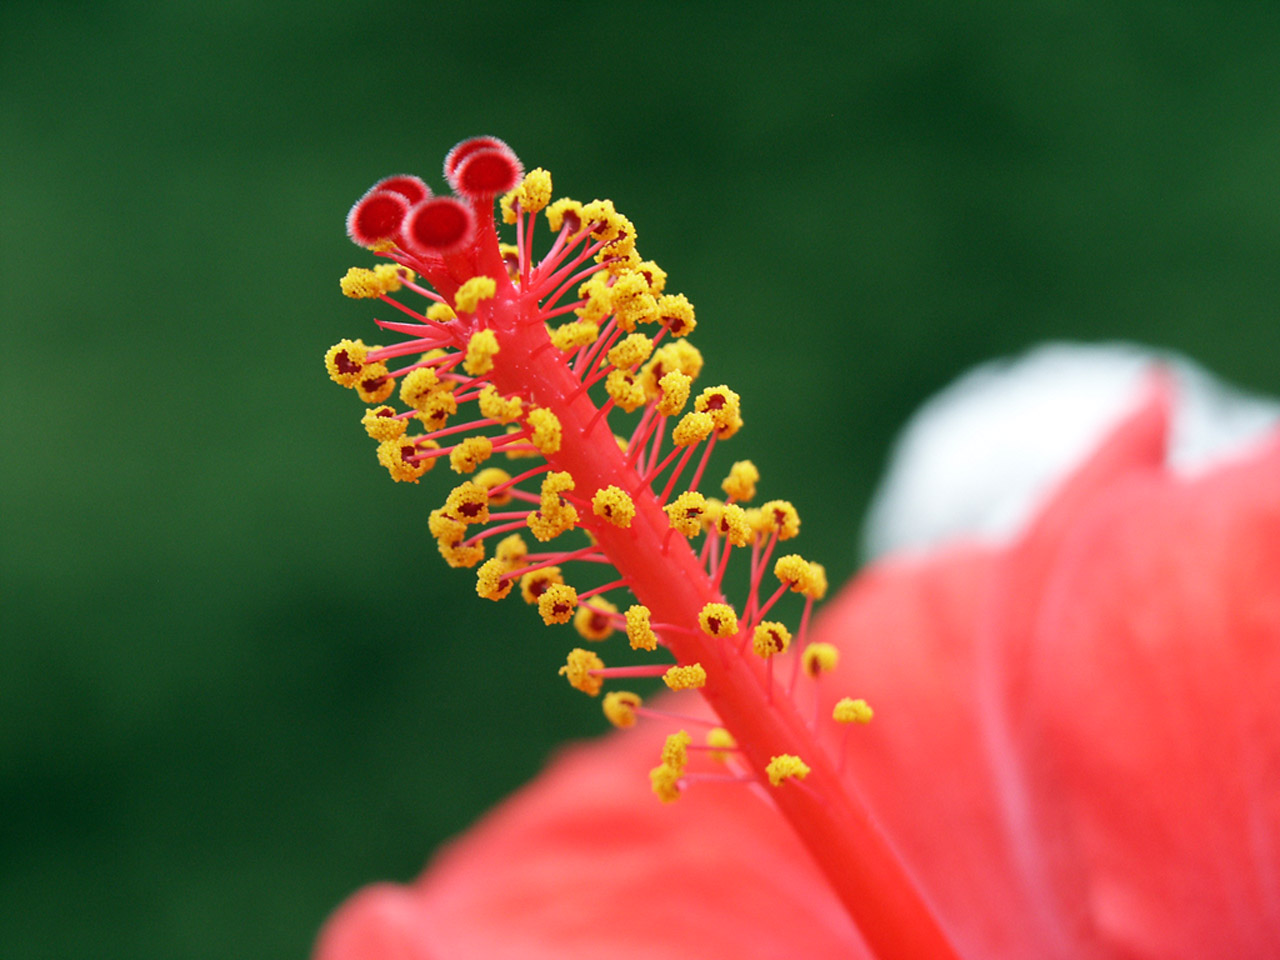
[498,242,520,280]
[761,499,801,540]
[559,647,603,696]
[449,435,493,474]
[575,272,613,324]
[581,198,626,242]
[802,642,840,678]
[752,621,792,659]
[700,497,725,533]
[599,244,641,277]
[656,293,695,337]
[714,502,753,547]
[661,730,692,772]
[526,407,562,455]
[339,267,384,299]
[721,460,759,502]
[476,557,514,601]
[806,562,829,601]
[605,369,647,412]
[608,272,658,331]
[766,754,811,787]
[603,691,642,728]
[527,507,578,542]
[550,320,599,352]
[592,485,636,528]
[493,533,528,570]
[445,481,490,525]
[437,538,484,568]
[417,391,457,431]
[519,566,563,605]
[545,197,584,233]
[454,275,497,315]
[355,364,395,404]
[540,470,575,507]
[474,467,513,506]
[665,490,708,538]
[743,507,767,537]
[636,260,667,295]
[361,405,406,441]
[425,302,456,323]
[428,507,466,544]
[694,385,743,439]
[649,763,681,803]
[834,697,874,725]
[672,411,715,447]
[625,604,659,651]
[376,436,431,483]
[774,554,818,595]
[538,582,578,625]
[325,338,369,387]
[606,333,654,370]
[663,663,707,690]
[698,603,738,638]
[706,727,737,764]
[399,366,442,410]
[477,384,524,423]
[574,599,617,641]
[463,329,500,376]
[656,370,691,417]
[499,167,553,223]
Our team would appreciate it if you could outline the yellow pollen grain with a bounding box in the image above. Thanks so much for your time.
[463,329,500,376]
[636,260,667,295]
[574,599,617,642]
[376,436,431,483]
[662,664,707,690]
[545,197,584,233]
[426,302,457,323]
[752,621,792,659]
[354,363,395,404]
[802,642,840,678]
[559,647,603,696]
[715,503,753,547]
[325,338,369,387]
[417,391,458,430]
[592,486,636,528]
[475,557,514,601]
[697,602,738,639]
[609,272,658,332]
[551,320,598,352]
[834,697,874,725]
[649,763,681,803]
[766,754,811,787]
[774,554,818,594]
[493,533,528,570]
[526,407,562,455]
[538,582,578,626]
[339,267,383,299]
[437,538,484,568]
[662,730,692,772]
[695,385,743,439]
[722,460,759,502]
[575,273,612,324]
[706,727,737,764]
[361,405,406,441]
[761,499,801,540]
[454,275,497,314]
[445,481,490,526]
[428,507,466,544]
[672,411,714,447]
[474,467,513,506]
[605,369,647,413]
[656,370,691,417]
[519,566,563,605]
[606,333,654,370]
[625,604,658,651]
[477,384,524,423]
[665,491,707,538]
[656,293,696,337]
[399,367,442,411]
[603,691,642,728]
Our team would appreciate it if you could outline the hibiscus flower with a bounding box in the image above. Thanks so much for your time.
[314,367,1280,958]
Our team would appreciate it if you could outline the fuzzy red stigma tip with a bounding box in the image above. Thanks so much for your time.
[453,147,524,198]
[371,175,432,205]
[346,190,410,247]
[444,136,515,189]
[403,197,475,255]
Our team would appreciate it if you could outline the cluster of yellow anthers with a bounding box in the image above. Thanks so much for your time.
[324,137,875,811]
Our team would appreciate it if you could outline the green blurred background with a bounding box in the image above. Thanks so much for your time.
[3,2,1279,956]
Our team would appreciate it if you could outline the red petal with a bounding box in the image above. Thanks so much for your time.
[315,711,868,959]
